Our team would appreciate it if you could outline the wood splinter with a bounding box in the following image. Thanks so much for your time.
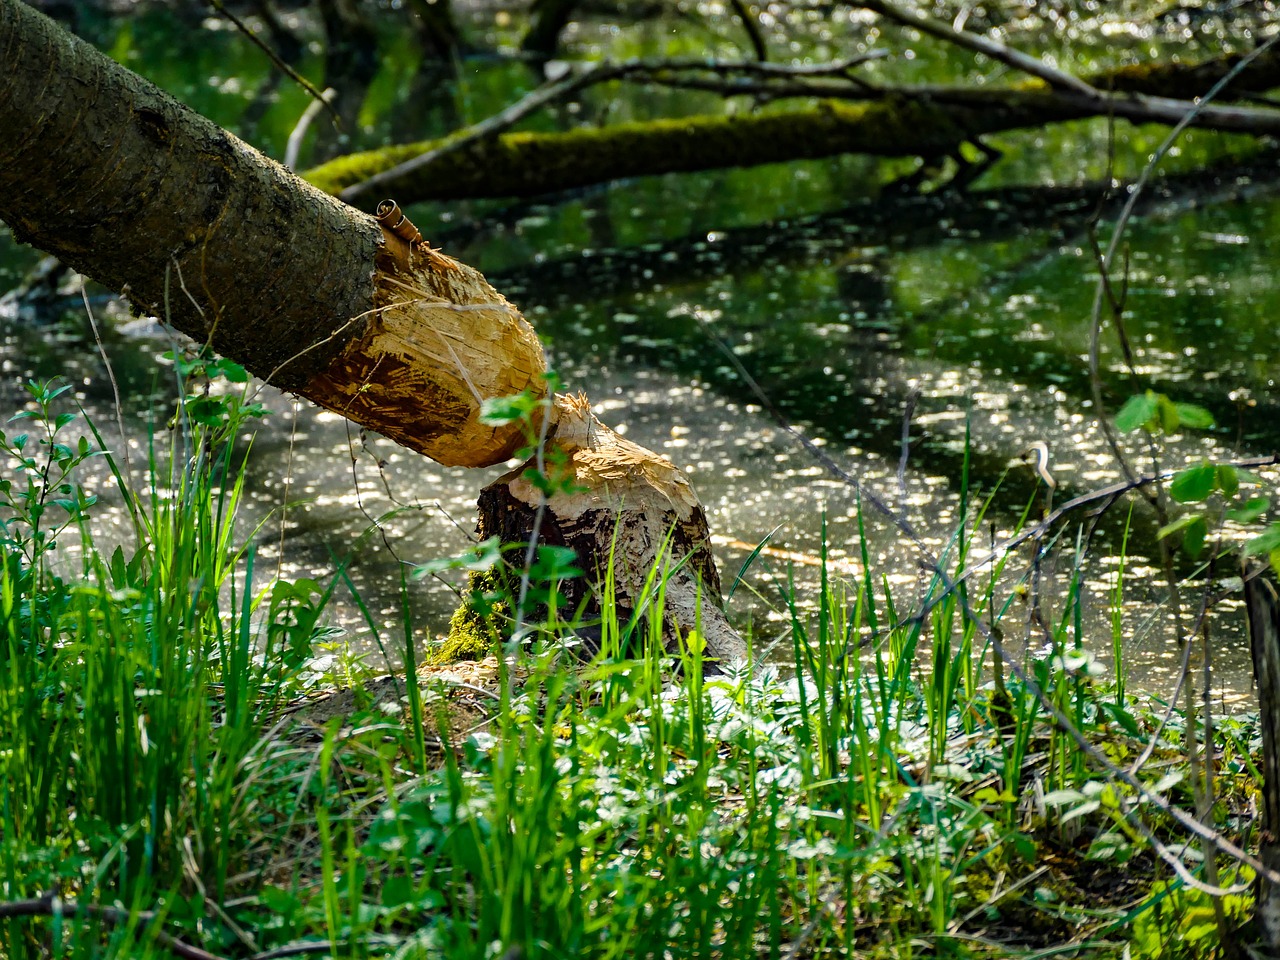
[375,199,425,246]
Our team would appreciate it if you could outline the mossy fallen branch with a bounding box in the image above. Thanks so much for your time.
[304,49,1280,207]
[305,96,969,201]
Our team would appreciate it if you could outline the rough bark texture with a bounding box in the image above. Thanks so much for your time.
[0,0,544,467]
[305,48,1280,205]
[0,0,376,391]
[476,394,746,668]
[1246,562,1280,952]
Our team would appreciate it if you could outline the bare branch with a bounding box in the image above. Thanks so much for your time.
[337,54,888,204]
[205,0,339,125]
[728,0,768,62]
[0,894,229,960]
[856,0,1099,97]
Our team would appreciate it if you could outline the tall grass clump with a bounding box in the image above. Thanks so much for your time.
[0,365,330,958]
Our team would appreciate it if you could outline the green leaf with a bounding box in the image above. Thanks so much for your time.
[1228,497,1269,523]
[480,392,539,426]
[1085,831,1131,862]
[1098,701,1141,737]
[1010,832,1037,863]
[1157,514,1200,541]
[1182,515,1207,559]
[1244,523,1280,557]
[1217,464,1239,498]
[1157,395,1181,434]
[1060,799,1101,823]
[1175,403,1216,430]
[413,537,503,577]
[1115,392,1158,433]
[1169,463,1217,503]
[214,360,250,383]
[1041,789,1086,807]
[528,545,583,582]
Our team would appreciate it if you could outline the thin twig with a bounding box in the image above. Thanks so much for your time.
[205,0,340,125]
[0,895,228,960]
[509,386,558,701]
[284,87,337,170]
[250,934,405,959]
[728,0,768,62]
[1087,33,1280,471]
[857,0,1098,96]
[80,279,131,479]
[952,455,1280,593]
[896,384,919,498]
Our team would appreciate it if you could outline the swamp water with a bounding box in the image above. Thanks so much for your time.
[1,5,1278,696]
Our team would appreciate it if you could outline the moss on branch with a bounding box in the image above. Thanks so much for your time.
[304,97,974,202]
[303,47,1280,208]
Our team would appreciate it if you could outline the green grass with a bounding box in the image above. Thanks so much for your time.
[0,374,1263,960]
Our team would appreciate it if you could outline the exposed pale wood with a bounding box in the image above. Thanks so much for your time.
[479,394,746,668]
[307,230,549,467]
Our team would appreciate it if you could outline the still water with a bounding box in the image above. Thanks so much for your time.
[1,3,1277,696]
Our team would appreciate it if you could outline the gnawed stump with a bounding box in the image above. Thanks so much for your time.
[472,393,747,673]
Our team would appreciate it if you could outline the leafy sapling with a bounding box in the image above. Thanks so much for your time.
[421,372,590,661]
[1116,389,1272,564]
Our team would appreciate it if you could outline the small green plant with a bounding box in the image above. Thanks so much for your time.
[0,378,100,569]
[1115,388,1271,563]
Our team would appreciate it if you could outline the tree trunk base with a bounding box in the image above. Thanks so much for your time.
[453,394,746,673]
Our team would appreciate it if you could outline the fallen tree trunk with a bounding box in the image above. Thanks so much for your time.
[304,48,1280,205]
[0,0,745,666]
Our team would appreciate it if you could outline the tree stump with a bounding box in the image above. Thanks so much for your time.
[475,394,746,672]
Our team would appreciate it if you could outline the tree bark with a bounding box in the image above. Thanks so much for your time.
[1245,562,1280,951]
[0,0,745,665]
[0,0,545,468]
[304,48,1280,206]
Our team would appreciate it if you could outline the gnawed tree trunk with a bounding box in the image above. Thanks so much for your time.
[0,0,745,666]
[304,48,1280,206]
